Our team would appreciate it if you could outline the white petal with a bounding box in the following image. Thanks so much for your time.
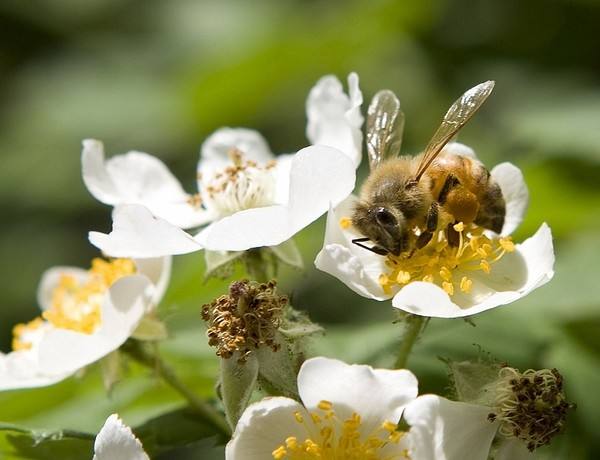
[90,205,202,258]
[37,266,88,312]
[315,197,389,300]
[495,439,536,460]
[404,395,497,460]
[306,73,364,167]
[226,397,308,460]
[392,224,554,318]
[0,350,72,391]
[199,127,275,181]
[298,357,418,436]
[491,162,530,236]
[93,414,149,460]
[37,274,151,375]
[441,142,477,159]
[198,146,355,251]
[82,139,209,229]
[133,256,172,305]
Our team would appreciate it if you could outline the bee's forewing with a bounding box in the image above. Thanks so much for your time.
[415,81,495,181]
[366,89,405,171]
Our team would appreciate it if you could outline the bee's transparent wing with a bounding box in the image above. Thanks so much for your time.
[366,90,405,171]
[414,81,495,181]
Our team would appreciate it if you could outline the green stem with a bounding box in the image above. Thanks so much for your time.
[244,249,270,282]
[125,342,231,437]
[394,315,426,369]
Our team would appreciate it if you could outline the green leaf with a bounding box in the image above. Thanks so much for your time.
[0,424,94,460]
[134,407,226,456]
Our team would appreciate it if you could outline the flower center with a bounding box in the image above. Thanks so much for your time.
[372,222,515,297]
[489,367,573,452]
[202,148,277,218]
[11,258,136,350]
[272,400,409,460]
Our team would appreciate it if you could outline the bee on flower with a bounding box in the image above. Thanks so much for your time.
[316,80,554,318]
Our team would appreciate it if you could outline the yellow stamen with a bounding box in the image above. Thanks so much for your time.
[378,223,515,297]
[339,217,352,230]
[442,281,455,296]
[272,402,407,459]
[11,258,135,351]
[460,276,473,294]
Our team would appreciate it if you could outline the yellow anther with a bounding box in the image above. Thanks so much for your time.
[11,317,45,351]
[500,237,515,252]
[422,274,434,283]
[318,400,333,411]
[460,276,473,294]
[442,281,455,296]
[285,437,298,449]
[272,445,287,459]
[294,411,304,423]
[379,273,393,295]
[396,270,411,284]
[382,420,398,433]
[453,222,465,232]
[439,266,453,282]
[339,217,352,229]
[480,259,491,274]
[310,412,322,424]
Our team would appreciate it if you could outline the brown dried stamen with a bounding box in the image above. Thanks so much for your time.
[489,367,574,452]
[201,280,287,363]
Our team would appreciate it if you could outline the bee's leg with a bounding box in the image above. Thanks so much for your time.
[438,174,460,204]
[415,202,439,250]
[446,222,460,247]
[352,238,388,256]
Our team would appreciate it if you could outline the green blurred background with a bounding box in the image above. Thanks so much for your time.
[1,0,600,458]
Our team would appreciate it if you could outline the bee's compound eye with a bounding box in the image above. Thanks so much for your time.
[375,207,396,227]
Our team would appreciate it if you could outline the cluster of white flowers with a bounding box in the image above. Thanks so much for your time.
[2,72,562,460]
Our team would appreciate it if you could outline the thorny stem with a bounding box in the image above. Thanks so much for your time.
[394,315,426,369]
[125,341,231,437]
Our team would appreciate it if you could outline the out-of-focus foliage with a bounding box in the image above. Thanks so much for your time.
[1,0,599,458]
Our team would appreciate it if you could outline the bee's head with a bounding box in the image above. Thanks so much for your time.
[351,203,409,256]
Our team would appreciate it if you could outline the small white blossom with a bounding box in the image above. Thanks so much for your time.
[0,257,170,390]
[87,74,361,258]
[93,414,149,460]
[315,143,555,318]
[227,356,508,460]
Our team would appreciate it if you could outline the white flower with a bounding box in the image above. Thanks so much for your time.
[0,257,170,390]
[226,356,513,460]
[226,356,418,459]
[306,72,364,168]
[315,143,555,318]
[87,74,361,258]
[93,414,149,460]
[82,140,211,229]
[404,395,499,460]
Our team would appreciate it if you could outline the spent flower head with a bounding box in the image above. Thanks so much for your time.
[489,367,573,452]
[202,279,288,363]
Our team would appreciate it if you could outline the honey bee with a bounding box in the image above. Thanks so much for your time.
[351,81,506,256]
